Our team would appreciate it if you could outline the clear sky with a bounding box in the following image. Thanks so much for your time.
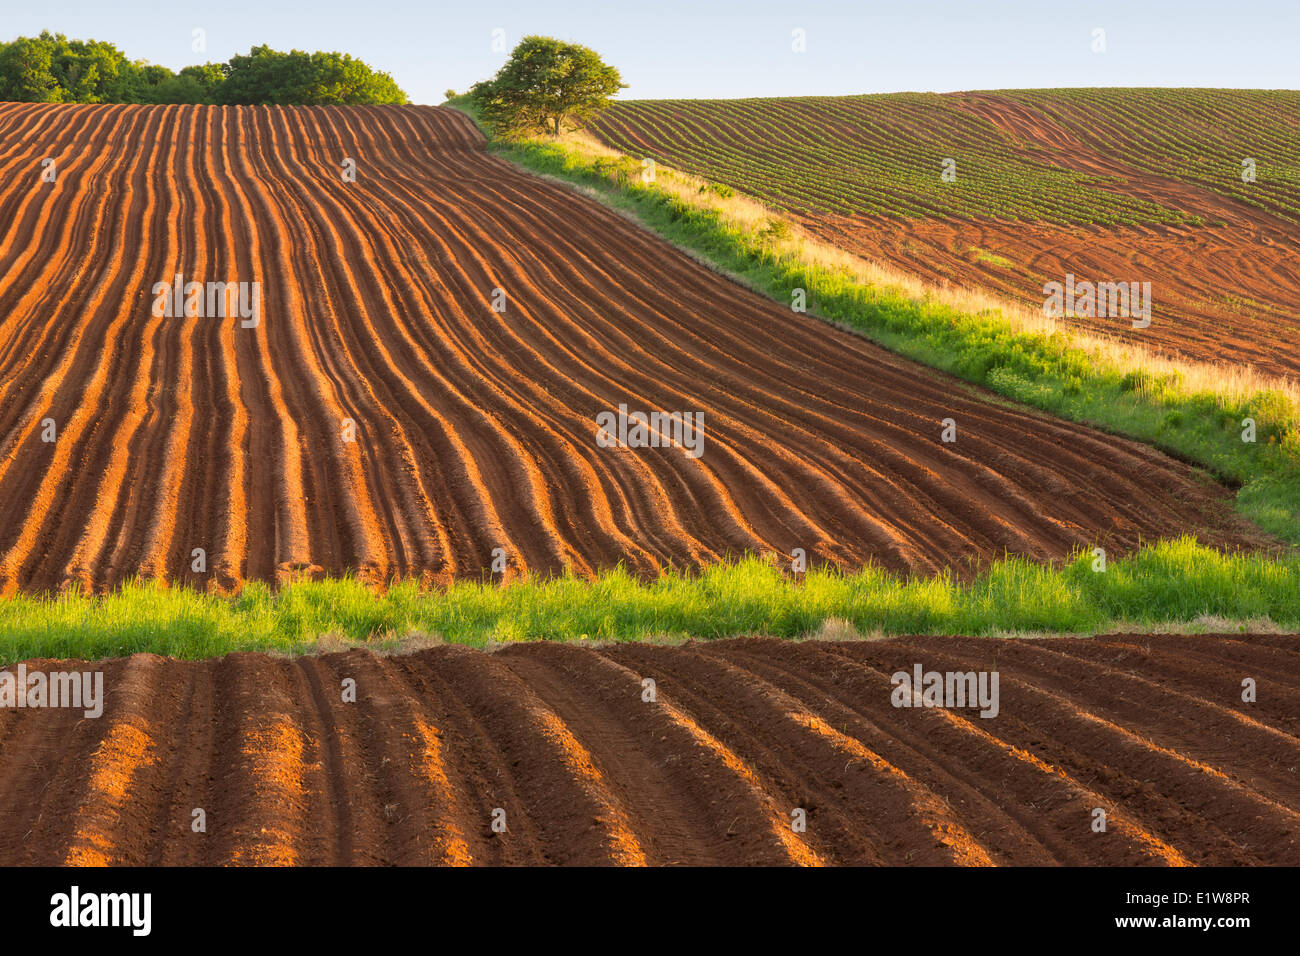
[7,0,1297,104]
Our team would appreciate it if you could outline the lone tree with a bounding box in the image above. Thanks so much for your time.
[470,36,624,137]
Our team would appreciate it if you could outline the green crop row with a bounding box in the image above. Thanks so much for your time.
[590,94,1196,226]
[589,90,1300,226]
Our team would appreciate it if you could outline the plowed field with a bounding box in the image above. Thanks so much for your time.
[588,91,1300,380]
[0,102,1266,594]
[1,635,1296,866]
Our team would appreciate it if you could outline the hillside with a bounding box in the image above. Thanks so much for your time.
[587,90,1300,379]
[0,102,1263,593]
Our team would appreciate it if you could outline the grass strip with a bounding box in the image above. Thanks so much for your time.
[1,538,1297,663]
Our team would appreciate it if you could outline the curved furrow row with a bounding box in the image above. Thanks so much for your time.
[920,637,1300,805]
[263,108,451,580]
[338,109,1076,574]
[0,106,172,592]
[0,105,137,405]
[65,105,193,592]
[1,638,1295,865]
[129,105,217,587]
[0,103,1271,591]
[1034,634,1300,735]
[332,104,925,572]
[31,104,178,591]
[396,109,1249,549]
[319,107,1242,574]
[320,108,733,572]
[235,106,391,579]
[875,638,1300,864]
[0,103,106,292]
[731,640,1195,865]
[590,641,982,864]
[266,106,542,579]
[226,106,357,579]
[384,120,937,564]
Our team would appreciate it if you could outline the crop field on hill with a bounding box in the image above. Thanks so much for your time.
[1,634,1296,866]
[587,90,1300,379]
[0,102,1265,596]
[986,89,1300,221]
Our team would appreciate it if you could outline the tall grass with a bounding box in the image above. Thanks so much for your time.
[1,539,1296,663]
[442,100,1300,546]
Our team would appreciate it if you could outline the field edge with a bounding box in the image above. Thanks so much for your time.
[2,537,1298,663]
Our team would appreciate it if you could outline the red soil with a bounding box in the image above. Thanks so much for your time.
[810,94,1300,378]
[0,103,1268,594]
[591,93,1300,380]
[0,635,1295,866]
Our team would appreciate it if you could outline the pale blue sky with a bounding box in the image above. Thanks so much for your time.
[6,0,1297,104]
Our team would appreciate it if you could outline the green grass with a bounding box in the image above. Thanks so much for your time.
[443,103,1300,546]
[1,538,1296,664]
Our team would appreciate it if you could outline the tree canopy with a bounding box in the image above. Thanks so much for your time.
[213,45,407,105]
[470,36,625,136]
[0,32,408,105]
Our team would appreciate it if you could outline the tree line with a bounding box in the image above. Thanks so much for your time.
[0,32,407,105]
